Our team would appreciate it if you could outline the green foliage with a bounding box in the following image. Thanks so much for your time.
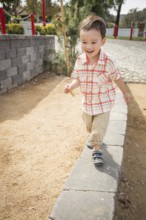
[35,24,57,35]
[25,0,60,21]
[121,8,146,28]
[43,49,67,75]
[61,0,117,75]
[6,23,24,34]
[107,22,115,28]
[0,22,56,35]
[0,0,21,22]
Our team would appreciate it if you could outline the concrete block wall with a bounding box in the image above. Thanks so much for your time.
[0,35,55,95]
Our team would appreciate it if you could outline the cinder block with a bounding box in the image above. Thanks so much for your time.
[39,45,44,53]
[22,55,29,64]
[12,74,23,85]
[18,64,27,75]
[27,62,34,71]
[0,78,12,90]
[0,40,11,50]
[0,50,6,60]
[11,57,22,67]
[30,53,36,62]
[38,59,43,65]
[11,40,21,49]
[0,71,7,80]
[26,47,34,55]
[0,59,11,71]
[6,49,17,59]
[7,67,18,77]
[17,48,26,56]
[23,71,31,81]
[19,39,30,48]
[29,39,36,47]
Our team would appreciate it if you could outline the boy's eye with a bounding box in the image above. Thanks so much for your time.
[92,42,97,44]
[82,42,86,44]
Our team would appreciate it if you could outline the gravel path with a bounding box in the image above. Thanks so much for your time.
[103,39,146,83]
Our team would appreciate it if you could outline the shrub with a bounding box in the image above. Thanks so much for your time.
[35,23,56,35]
[0,23,56,35]
[7,23,24,34]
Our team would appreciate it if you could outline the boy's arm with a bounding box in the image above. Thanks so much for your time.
[64,78,80,94]
[114,77,130,103]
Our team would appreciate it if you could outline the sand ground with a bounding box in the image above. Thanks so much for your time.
[0,72,146,220]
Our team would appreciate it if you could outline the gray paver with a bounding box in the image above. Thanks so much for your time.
[112,104,128,114]
[103,133,125,146]
[50,190,115,220]
[109,112,127,121]
[64,146,123,192]
[106,120,127,135]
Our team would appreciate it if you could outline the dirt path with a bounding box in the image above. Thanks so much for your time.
[0,73,86,220]
[115,84,146,220]
[0,73,146,220]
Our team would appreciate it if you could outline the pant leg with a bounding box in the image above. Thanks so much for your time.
[88,112,110,146]
[82,111,93,133]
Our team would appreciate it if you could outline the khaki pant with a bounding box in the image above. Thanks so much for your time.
[82,111,110,147]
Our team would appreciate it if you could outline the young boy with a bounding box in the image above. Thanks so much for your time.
[64,15,130,166]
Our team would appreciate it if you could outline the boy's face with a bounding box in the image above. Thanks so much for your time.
[80,29,106,62]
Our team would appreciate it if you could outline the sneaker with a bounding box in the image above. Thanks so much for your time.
[92,150,104,166]
[87,143,93,149]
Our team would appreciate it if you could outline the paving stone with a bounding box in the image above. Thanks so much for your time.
[49,190,115,220]
[112,104,128,114]
[106,120,127,135]
[109,112,127,121]
[65,146,123,192]
[103,132,125,146]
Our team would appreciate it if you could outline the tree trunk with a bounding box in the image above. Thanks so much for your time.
[115,2,122,26]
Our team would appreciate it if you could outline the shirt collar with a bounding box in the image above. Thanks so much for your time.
[79,50,106,65]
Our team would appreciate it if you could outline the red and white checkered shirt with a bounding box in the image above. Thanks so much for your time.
[72,50,121,115]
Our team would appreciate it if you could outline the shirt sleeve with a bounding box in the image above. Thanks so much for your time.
[71,58,80,79]
[107,59,121,81]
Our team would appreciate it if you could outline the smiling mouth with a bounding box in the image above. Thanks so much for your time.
[86,50,94,53]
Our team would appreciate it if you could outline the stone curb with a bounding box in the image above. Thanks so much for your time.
[49,88,128,220]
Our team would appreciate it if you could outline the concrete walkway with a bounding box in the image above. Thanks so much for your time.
[49,87,127,220]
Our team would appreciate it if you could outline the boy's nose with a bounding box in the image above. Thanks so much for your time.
[86,44,93,50]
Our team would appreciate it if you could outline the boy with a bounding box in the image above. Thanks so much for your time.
[64,15,130,166]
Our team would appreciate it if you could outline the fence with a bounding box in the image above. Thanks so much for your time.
[106,28,139,38]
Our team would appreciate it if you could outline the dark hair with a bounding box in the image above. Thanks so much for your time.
[80,15,106,39]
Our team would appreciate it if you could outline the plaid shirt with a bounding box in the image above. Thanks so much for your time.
[72,50,121,115]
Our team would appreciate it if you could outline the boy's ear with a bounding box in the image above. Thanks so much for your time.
[102,38,106,46]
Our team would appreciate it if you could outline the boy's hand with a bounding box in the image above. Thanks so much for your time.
[64,84,71,94]
[123,93,131,103]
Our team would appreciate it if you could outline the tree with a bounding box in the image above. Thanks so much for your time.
[56,0,116,73]
[25,0,60,21]
[0,0,21,22]
[113,0,125,26]
[122,8,146,28]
